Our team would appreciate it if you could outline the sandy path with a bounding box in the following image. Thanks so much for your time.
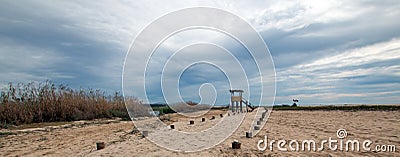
[1,110,399,156]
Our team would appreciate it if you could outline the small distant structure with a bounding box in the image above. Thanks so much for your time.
[292,99,299,107]
[229,89,255,112]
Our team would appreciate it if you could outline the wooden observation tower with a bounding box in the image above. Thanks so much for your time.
[229,89,255,112]
[229,89,243,112]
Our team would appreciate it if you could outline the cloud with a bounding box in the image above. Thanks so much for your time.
[275,38,400,104]
[0,38,72,86]
[0,0,399,105]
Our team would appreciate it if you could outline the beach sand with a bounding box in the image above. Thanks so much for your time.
[1,109,399,156]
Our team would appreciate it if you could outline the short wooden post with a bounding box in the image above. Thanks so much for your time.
[96,142,105,150]
[232,140,241,149]
[246,132,252,138]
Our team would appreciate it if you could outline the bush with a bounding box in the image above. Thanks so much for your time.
[0,81,136,127]
[109,110,130,121]
[157,106,176,115]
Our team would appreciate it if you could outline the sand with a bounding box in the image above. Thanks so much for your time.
[1,109,399,156]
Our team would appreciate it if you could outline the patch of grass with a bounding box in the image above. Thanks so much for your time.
[109,110,130,121]
[7,121,70,130]
[0,121,10,129]
[157,106,176,115]
[37,136,48,141]
[0,131,16,137]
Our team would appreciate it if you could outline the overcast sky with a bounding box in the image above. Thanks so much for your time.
[1,0,399,105]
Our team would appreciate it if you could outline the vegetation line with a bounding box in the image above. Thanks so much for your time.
[273,105,400,111]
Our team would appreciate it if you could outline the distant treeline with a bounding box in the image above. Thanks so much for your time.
[273,105,400,111]
[150,102,229,115]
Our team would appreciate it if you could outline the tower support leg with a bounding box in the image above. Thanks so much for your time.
[240,100,243,113]
[235,101,238,113]
[231,101,234,112]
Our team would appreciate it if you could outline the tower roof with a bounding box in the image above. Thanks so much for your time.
[229,89,244,93]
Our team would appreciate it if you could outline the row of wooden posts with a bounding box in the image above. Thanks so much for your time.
[143,110,267,150]
[96,113,247,150]
[95,110,267,150]
[245,110,267,138]
[232,110,267,149]
[170,112,236,130]
[139,113,233,140]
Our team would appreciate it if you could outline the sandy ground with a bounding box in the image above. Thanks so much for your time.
[1,109,399,156]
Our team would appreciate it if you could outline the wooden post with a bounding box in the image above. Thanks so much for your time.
[96,142,105,150]
[246,132,252,138]
[232,140,241,149]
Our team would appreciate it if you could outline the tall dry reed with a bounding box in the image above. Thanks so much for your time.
[0,81,141,127]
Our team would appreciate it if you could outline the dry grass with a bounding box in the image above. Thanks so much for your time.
[0,81,142,127]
